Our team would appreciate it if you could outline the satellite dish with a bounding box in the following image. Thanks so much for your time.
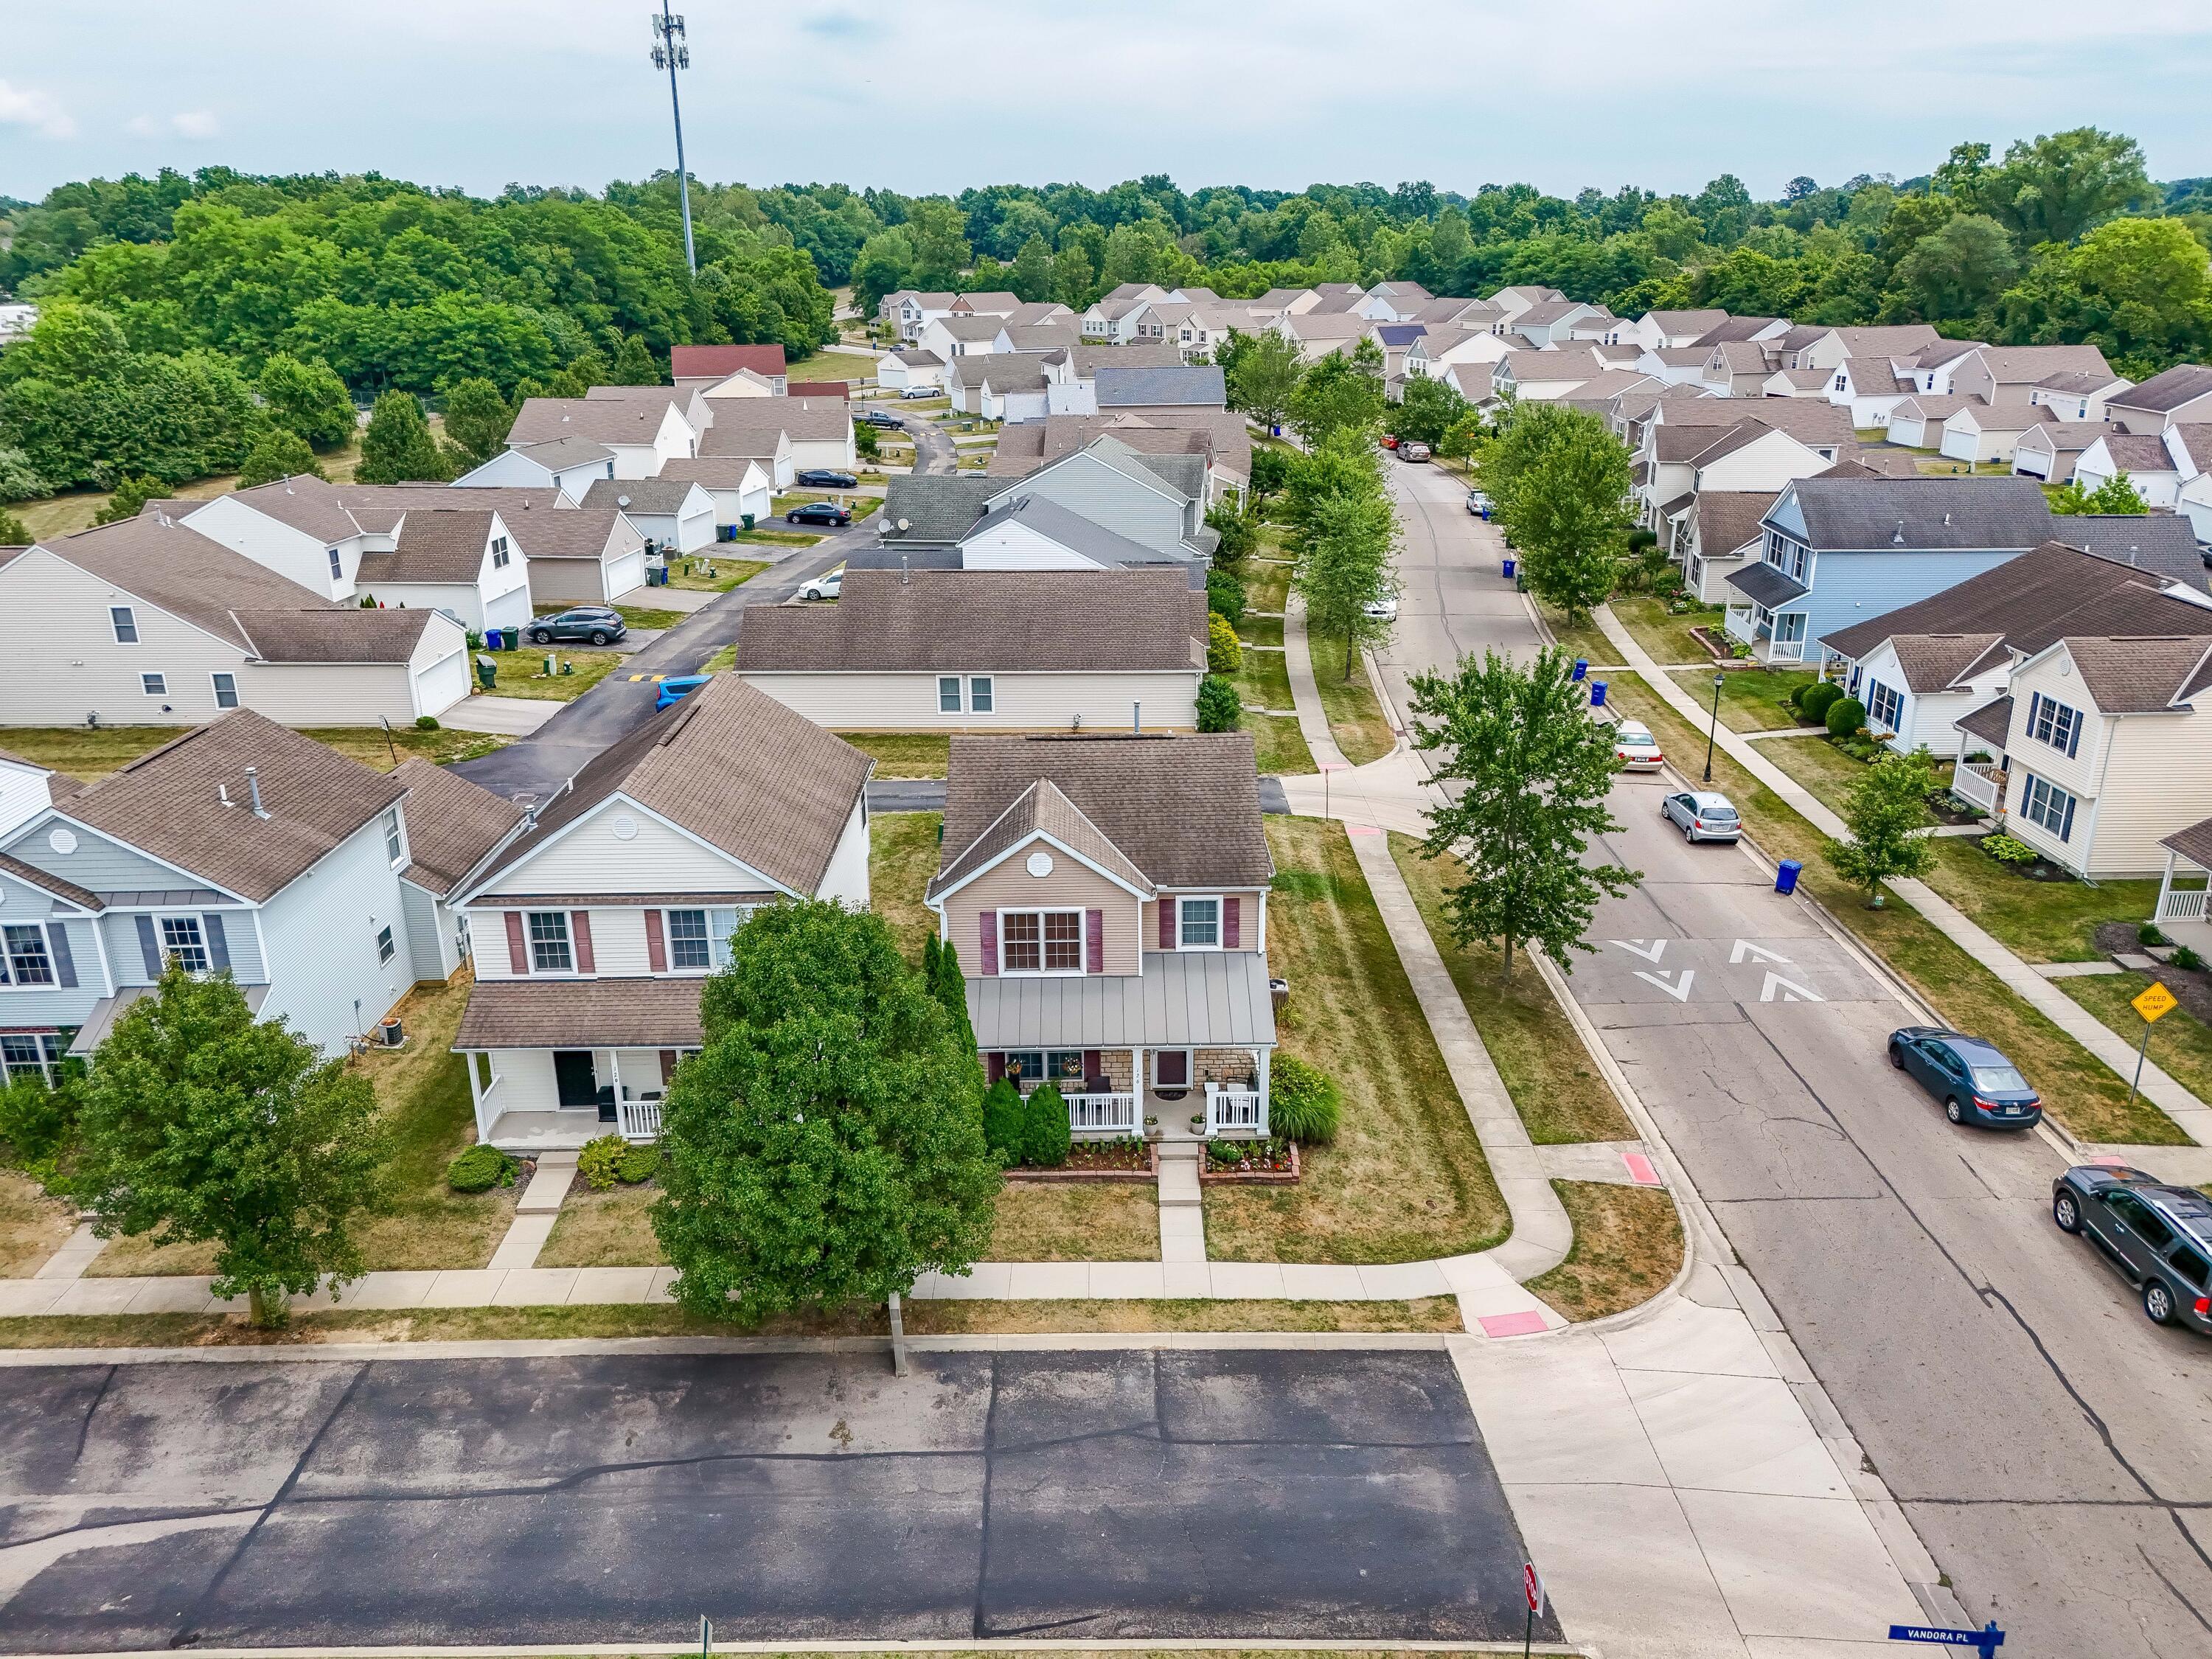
[896,518,911,532]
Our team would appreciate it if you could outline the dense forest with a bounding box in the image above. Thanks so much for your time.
[0,127,2205,499]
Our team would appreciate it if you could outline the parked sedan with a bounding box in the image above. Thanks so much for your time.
[799,566,844,602]
[1363,595,1399,621]
[1612,720,1665,771]
[1659,788,1740,843]
[1397,441,1433,462]
[795,468,859,488]
[1466,489,1492,517]
[1888,1026,2042,1127]
[2051,1164,2212,1331]
[900,384,941,400]
[526,607,626,647]
[787,501,853,527]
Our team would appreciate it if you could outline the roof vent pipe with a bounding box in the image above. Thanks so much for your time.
[244,766,268,819]
[1133,700,1141,733]
[1893,521,1907,545]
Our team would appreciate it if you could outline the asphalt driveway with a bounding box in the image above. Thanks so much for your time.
[0,1347,1557,1650]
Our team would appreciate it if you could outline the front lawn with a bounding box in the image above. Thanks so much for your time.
[782,349,881,381]
[1307,627,1396,765]
[491,650,625,701]
[991,1183,1160,1262]
[1,723,507,784]
[1243,558,1291,613]
[1666,667,1823,734]
[0,1172,74,1278]
[1536,603,1618,667]
[538,1184,661,1267]
[1389,835,1636,1144]
[612,603,687,630]
[1613,596,1724,667]
[668,555,771,590]
[844,731,951,779]
[1246,712,1315,776]
[2059,972,2212,1106]
[1203,818,1510,1264]
[1229,643,1293,712]
[1239,615,1284,650]
[1526,1181,1683,1321]
[869,810,941,965]
[1600,678,2187,1144]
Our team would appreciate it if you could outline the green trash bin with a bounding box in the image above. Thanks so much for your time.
[474,654,495,690]
[741,512,756,532]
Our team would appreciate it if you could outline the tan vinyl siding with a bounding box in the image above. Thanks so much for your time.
[2081,711,2212,877]
[739,669,1201,732]
[1143,890,1269,953]
[942,855,1141,975]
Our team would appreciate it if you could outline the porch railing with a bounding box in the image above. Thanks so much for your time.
[616,1096,664,1141]
[2157,887,2210,922]
[1206,1083,1265,1135]
[1723,604,1755,643]
[1953,762,2003,816]
[1063,1090,1139,1134]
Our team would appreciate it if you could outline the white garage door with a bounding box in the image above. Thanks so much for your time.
[412,649,470,717]
[605,549,648,599]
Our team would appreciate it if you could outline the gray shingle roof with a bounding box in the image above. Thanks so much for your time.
[580,478,709,515]
[877,476,999,544]
[2062,635,2212,712]
[1692,491,1777,557]
[2098,433,2180,472]
[512,437,616,469]
[2063,515,2207,591]
[1095,366,1228,408]
[2162,815,2212,872]
[961,493,1193,570]
[1726,561,1811,607]
[501,508,633,562]
[929,778,1154,901]
[1955,695,2013,749]
[37,515,334,653]
[508,395,687,448]
[1780,476,2054,552]
[2112,364,2212,413]
[234,608,441,664]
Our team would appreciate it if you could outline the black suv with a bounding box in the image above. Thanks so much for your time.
[2051,1165,2212,1331]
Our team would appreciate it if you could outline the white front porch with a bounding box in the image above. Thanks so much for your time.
[1722,602,1812,662]
[466,1045,689,1150]
[1952,760,2006,818]
[995,1044,1273,1138]
[2154,847,2212,959]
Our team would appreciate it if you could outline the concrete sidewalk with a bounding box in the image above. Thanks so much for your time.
[1593,604,2212,1147]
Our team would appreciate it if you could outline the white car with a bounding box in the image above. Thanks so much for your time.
[1660,789,1742,844]
[1612,720,1665,771]
[900,384,940,400]
[799,566,844,602]
[1466,489,1492,516]
[1363,596,1399,622]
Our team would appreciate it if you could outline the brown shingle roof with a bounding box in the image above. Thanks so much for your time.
[1955,695,2013,749]
[1885,633,2008,693]
[355,509,495,586]
[55,712,406,902]
[456,978,705,1049]
[737,568,1200,674]
[507,396,688,448]
[0,850,103,912]
[38,516,335,653]
[234,608,441,664]
[2160,815,2212,872]
[671,344,787,380]
[928,779,1155,901]
[2099,433,2180,472]
[934,732,1272,894]
[389,758,527,897]
[472,675,872,900]
[1691,491,1777,557]
[502,508,633,563]
[699,397,852,453]
[1655,398,1854,448]
[2060,636,2212,713]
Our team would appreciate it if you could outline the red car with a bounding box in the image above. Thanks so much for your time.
[1380,434,1399,449]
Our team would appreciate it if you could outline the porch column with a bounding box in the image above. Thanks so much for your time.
[464,1050,487,1138]
[1133,1046,1145,1128]
[1257,1047,1271,1137]
[2157,849,2178,922]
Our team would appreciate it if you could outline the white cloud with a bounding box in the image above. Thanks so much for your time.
[125,109,219,139]
[0,79,75,139]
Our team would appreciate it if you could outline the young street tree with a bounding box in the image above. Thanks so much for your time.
[60,966,391,1326]
[1223,327,1304,435]
[1825,749,1941,906]
[651,900,1000,1325]
[1408,647,1638,974]
[1289,335,1385,448]
[1393,374,1468,446]
[1293,484,1399,679]
[1479,401,1635,620]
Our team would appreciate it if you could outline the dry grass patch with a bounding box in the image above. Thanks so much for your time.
[1204,819,1509,1265]
[990,1182,1159,1262]
[1613,596,1725,666]
[0,1172,74,1278]
[538,1183,664,1267]
[0,723,505,785]
[1526,1180,1684,1321]
[2059,972,2212,1107]
[842,731,950,778]
[869,810,941,965]
[1390,835,1635,1144]
[493,650,626,701]
[1244,558,1292,612]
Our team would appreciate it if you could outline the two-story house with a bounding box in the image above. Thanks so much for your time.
[0,712,506,1067]
[453,437,618,499]
[451,676,874,1148]
[924,731,1278,1139]
[1725,476,2056,664]
[505,394,698,479]
[670,343,788,397]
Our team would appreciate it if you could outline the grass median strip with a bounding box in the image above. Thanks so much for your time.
[1526,1180,1684,1321]
[1536,602,1618,668]
[2057,972,2212,1106]
[1306,627,1396,765]
[1601,678,2186,1145]
[1246,712,1315,776]
[1204,818,1509,1265]
[1388,834,1636,1144]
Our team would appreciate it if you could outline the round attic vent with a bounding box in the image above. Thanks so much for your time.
[611,814,639,841]
[47,827,77,856]
[1026,850,1054,878]
[616,495,632,509]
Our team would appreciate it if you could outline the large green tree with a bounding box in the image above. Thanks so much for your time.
[357,389,449,483]
[1289,336,1385,448]
[1393,374,1468,446]
[256,352,358,448]
[1408,647,1638,973]
[1293,484,1399,680]
[1009,233,1055,303]
[1224,328,1304,434]
[439,377,515,467]
[651,901,999,1324]
[905,201,973,291]
[1977,127,2153,248]
[237,428,324,487]
[1479,401,1634,621]
[60,967,391,1326]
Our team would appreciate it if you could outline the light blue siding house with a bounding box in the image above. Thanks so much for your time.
[1726,476,2058,664]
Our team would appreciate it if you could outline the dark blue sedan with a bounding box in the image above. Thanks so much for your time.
[1888,1026,2042,1128]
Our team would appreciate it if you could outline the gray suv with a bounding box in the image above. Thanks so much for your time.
[2051,1164,2212,1331]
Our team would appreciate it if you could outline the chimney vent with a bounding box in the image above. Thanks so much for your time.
[244,766,268,819]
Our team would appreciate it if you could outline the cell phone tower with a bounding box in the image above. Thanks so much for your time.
[650,4,696,274]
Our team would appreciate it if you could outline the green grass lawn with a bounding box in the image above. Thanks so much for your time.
[1307,627,1396,765]
[612,603,687,630]
[669,554,773,588]
[1391,834,1637,1144]
[1,723,507,784]
[1668,667,1823,734]
[869,810,941,964]
[1243,558,1291,613]
[1759,731,1874,815]
[1245,712,1315,776]
[1203,819,1509,1264]
[841,731,951,779]
[1601,677,2185,1145]
[2058,972,2212,1107]
[1239,615,1284,649]
[783,349,882,381]
[10,435,364,543]
[1536,603,1619,667]
[699,643,737,673]
[492,649,626,701]
[1613,596,1725,666]
[1229,643,1293,712]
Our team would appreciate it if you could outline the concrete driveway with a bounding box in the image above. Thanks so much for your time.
[0,1348,1556,1650]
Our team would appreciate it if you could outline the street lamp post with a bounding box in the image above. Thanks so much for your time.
[1704,672,1725,783]
[650,4,697,275]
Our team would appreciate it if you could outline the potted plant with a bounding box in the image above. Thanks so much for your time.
[1189,1112,1206,1134]
[1143,1114,1160,1139]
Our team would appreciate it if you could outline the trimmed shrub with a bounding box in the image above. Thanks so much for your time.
[1206,566,1247,626]
[1798,681,1842,724]
[2175,945,2208,973]
[577,1133,629,1191]
[1267,1054,1341,1144]
[1207,611,1242,674]
[981,1076,1024,1167]
[1021,1081,1072,1168]
[616,1144,660,1184]
[2140,922,2169,947]
[1196,673,1242,732]
[414,714,440,731]
[447,1144,514,1193]
[1825,695,1867,738]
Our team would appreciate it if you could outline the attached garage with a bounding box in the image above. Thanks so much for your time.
[603,547,648,600]
[411,646,470,718]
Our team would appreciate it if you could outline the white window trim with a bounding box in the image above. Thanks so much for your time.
[382,806,406,869]
[140,672,168,697]
[1152,1046,1194,1088]
[0,1032,68,1087]
[110,605,139,644]
[376,923,396,965]
[0,922,58,987]
[937,675,963,714]
[156,913,212,975]
[1177,893,1224,951]
[662,907,717,975]
[968,674,995,714]
[998,907,1086,976]
[526,909,577,976]
[209,672,240,709]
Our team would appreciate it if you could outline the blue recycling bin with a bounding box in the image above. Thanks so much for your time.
[1589,680,1607,707]
[1501,555,1517,579]
[1571,658,1587,681]
[484,628,502,651]
[1775,860,1804,895]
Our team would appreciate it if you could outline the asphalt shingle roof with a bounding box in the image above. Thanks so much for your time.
[1780,476,2054,552]
[1094,366,1228,408]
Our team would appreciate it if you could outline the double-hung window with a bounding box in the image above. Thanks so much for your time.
[381,806,405,866]
[2018,773,2077,841]
[667,908,713,970]
[1000,909,1082,974]
[160,916,209,973]
[376,924,395,964]
[211,672,239,709]
[327,547,343,583]
[2028,695,2081,756]
[111,605,139,643]
[1865,680,1903,733]
[939,676,962,713]
[1,1033,66,1085]
[527,911,573,973]
[969,675,994,713]
[1178,896,1221,949]
[491,535,511,569]
[142,673,167,697]
[1,924,55,984]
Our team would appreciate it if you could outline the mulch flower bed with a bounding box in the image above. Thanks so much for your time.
[1004,1138,1158,1184]
[1200,1138,1301,1185]
[2095,922,2212,1026]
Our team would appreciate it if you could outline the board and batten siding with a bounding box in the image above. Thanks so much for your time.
[255,815,411,1055]
[939,855,1142,977]
[738,669,1200,732]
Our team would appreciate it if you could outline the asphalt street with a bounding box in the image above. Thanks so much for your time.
[1375,462,2212,1655]
[0,1349,1557,1651]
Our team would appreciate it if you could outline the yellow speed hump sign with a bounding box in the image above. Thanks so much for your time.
[2133,981,2178,1023]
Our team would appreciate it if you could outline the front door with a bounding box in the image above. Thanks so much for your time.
[553,1050,599,1110]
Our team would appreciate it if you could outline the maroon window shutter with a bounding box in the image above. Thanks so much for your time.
[571,911,595,973]
[987,1052,1006,1083]
[1082,1049,1101,1081]
[1085,908,1103,973]
[505,912,529,975]
[979,911,998,975]
[1158,897,1175,948]
[659,1049,677,1085]
[1223,894,1241,948]
[644,909,667,973]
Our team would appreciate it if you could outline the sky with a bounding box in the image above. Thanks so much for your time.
[3,1,2209,206]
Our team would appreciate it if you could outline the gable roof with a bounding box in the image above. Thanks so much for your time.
[1779,476,2053,552]
[2062,515,2207,589]
[1070,343,1188,375]
[1879,633,2009,693]
[507,395,686,448]
[2056,636,2212,713]
[670,344,787,380]
[1655,397,1854,448]
[2112,364,2212,414]
[928,778,1154,901]
[2095,432,2181,473]
[1969,344,2115,384]
[1094,365,1227,408]
[698,397,852,451]
[389,759,527,897]
[44,711,407,902]
[735,568,1199,675]
[946,352,1052,393]
[932,315,1006,342]
[877,475,1001,543]
[475,675,872,900]
[1692,490,1779,557]
[31,515,342,655]
[501,507,632,562]
[579,478,709,515]
[354,509,494,587]
[960,493,1195,569]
